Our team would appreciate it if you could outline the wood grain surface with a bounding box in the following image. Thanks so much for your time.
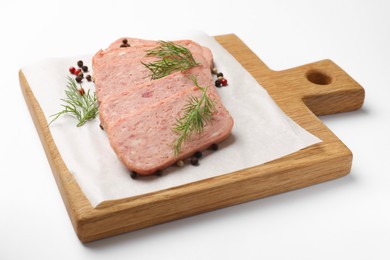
[19,34,365,242]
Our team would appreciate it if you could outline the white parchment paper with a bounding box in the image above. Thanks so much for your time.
[22,32,321,207]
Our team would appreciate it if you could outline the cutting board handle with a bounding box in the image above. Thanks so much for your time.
[271,59,365,116]
[215,34,365,116]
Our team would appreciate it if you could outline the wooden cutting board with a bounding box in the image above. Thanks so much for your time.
[19,34,365,242]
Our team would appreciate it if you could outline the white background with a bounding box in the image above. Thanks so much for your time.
[1,0,389,259]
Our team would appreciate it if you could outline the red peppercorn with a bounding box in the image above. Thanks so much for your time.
[69,66,76,74]
[74,69,81,76]
[221,79,228,86]
[79,88,85,96]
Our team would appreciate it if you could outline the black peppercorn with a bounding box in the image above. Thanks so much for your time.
[190,157,199,166]
[82,65,88,72]
[78,72,84,78]
[215,80,222,87]
[120,39,130,48]
[217,72,224,77]
[77,60,83,68]
[210,143,219,151]
[193,151,203,158]
[75,75,82,83]
[86,74,92,82]
[130,171,138,179]
[99,124,104,130]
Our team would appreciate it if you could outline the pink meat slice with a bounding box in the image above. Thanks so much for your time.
[106,87,234,175]
[93,45,157,67]
[93,55,157,104]
[100,38,214,70]
[93,46,210,104]
[94,37,232,175]
[99,66,217,130]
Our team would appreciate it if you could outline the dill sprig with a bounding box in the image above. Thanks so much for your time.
[49,76,99,127]
[142,41,200,80]
[172,75,217,156]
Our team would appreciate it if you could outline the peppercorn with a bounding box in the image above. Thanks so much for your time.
[120,39,130,48]
[221,79,228,86]
[74,69,81,76]
[190,157,199,166]
[86,74,92,82]
[217,72,224,77]
[212,67,218,74]
[75,75,83,83]
[193,151,203,158]
[79,88,85,96]
[217,76,224,81]
[77,60,83,68]
[210,143,219,151]
[215,80,222,88]
[130,171,138,179]
[82,65,88,72]
[78,72,84,78]
[99,124,104,130]
[69,66,76,74]
[176,160,184,167]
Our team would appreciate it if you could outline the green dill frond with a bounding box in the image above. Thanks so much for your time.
[49,76,99,127]
[172,75,217,156]
[142,41,200,80]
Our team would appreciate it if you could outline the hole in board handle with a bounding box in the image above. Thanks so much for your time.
[306,70,332,85]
